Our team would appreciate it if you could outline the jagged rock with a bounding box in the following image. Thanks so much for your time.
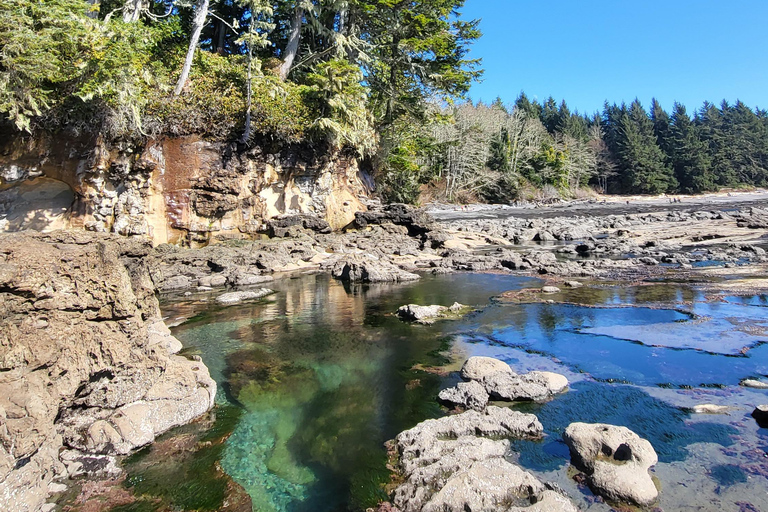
[396,302,466,324]
[480,371,568,401]
[563,422,658,506]
[331,255,420,283]
[350,203,435,236]
[215,288,274,305]
[752,405,768,428]
[460,356,516,381]
[266,214,332,237]
[0,232,215,512]
[437,381,489,411]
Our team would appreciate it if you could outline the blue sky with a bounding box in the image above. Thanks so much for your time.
[460,0,768,115]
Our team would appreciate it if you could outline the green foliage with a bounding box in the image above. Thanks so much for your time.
[380,142,424,204]
[304,58,375,154]
[0,0,94,131]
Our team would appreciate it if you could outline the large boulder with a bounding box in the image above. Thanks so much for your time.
[392,407,576,512]
[563,422,658,506]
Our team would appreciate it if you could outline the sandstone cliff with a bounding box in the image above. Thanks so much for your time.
[0,231,216,512]
[0,131,371,246]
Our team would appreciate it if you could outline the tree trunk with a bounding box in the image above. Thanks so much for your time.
[215,20,226,55]
[122,0,146,23]
[240,44,254,144]
[173,0,210,97]
[278,4,304,81]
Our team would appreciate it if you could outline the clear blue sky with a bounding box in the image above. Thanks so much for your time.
[461,0,768,115]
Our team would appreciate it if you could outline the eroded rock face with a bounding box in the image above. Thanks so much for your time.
[0,231,215,512]
[0,132,370,244]
[391,407,576,512]
[563,422,658,506]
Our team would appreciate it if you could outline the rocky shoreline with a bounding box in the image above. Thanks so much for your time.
[0,232,216,512]
[1,195,768,511]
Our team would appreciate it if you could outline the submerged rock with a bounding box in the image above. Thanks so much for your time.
[563,422,659,506]
[215,288,274,305]
[692,404,731,414]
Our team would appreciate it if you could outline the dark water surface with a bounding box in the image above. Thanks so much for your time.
[119,273,768,512]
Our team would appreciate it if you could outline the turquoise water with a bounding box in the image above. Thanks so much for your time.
[117,274,768,512]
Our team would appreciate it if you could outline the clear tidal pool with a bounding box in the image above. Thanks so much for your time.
[115,273,768,512]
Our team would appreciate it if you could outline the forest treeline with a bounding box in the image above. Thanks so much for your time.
[2,0,767,203]
[390,95,768,204]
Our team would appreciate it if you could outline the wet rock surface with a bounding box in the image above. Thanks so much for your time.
[563,422,659,506]
[0,232,215,512]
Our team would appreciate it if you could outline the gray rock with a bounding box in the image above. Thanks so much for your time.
[460,356,515,381]
[564,280,583,288]
[437,381,489,411]
[563,422,658,506]
[391,407,575,512]
[215,288,274,304]
[752,405,768,428]
[481,371,568,401]
[397,302,466,324]
[541,286,561,293]
[331,255,420,283]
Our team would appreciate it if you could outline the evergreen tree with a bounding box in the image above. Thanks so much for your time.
[650,98,673,157]
[487,127,510,172]
[615,100,677,194]
[514,92,540,118]
[670,102,715,192]
[541,96,559,133]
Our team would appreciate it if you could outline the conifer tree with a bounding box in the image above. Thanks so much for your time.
[616,100,677,194]
[670,103,714,192]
